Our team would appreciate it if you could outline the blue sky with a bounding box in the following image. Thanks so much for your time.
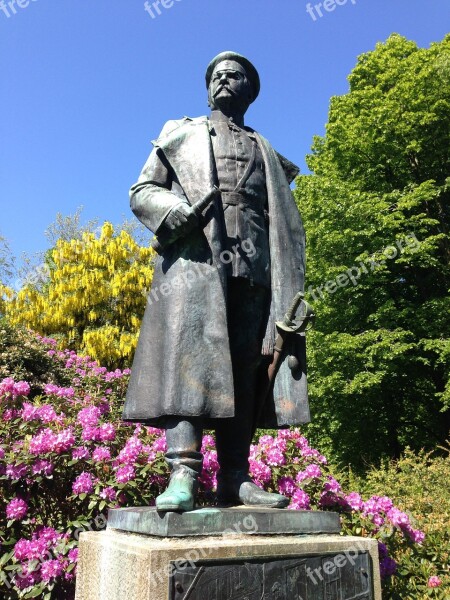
[0,0,448,266]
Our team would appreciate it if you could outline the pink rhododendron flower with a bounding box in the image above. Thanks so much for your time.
[427,576,442,588]
[296,464,322,482]
[249,459,272,483]
[345,492,364,511]
[265,447,286,466]
[98,422,116,441]
[323,476,342,494]
[6,463,28,480]
[72,472,95,495]
[41,559,64,582]
[54,428,75,453]
[81,425,101,442]
[115,465,136,483]
[290,488,311,510]
[202,450,219,473]
[377,496,393,512]
[14,538,47,561]
[277,476,297,497]
[14,568,42,590]
[72,447,90,460]
[92,447,111,462]
[14,381,31,397]
[44,384,75,398]
[201,434,216,450]
[146,426,163,435]
[409,529,425,544]
[372,514,385,527]
[68,548,79,563]
[29,429,57,454]
[277,428,302,441]
[6,498,28,521]
[387,507,410,529]
[77,406,102,428]
[37,405,60,423]
[34,526,61,546]
[258,435,274,447]
[22,402,39,421]
[152,435,167,453]
[100,487,117,502]
[300,446,327,464]
[118,437,143,464]
[0,377,15,397]
[3,408,20,421]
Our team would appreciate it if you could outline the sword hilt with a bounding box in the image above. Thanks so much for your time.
[276,292,315,334]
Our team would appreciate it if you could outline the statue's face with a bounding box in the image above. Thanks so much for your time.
[208,60,253,113]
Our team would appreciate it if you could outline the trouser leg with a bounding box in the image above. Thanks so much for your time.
[165,416,204,474]
[156,417,203,512]
[215,278,269,476]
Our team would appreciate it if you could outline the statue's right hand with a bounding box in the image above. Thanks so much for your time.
[163,203,199,238]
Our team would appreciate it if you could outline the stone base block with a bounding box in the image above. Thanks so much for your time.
[75,529,382,600]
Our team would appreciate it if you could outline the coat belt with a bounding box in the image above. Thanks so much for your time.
[221,191,266,212]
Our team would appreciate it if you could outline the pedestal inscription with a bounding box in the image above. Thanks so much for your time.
[170,553,374,600]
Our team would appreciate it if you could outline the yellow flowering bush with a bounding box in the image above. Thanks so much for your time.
[5,223,155,369]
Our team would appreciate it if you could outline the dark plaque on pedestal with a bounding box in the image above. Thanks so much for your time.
[169,553,374,600]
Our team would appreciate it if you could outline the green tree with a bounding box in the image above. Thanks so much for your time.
[296,34,450,470]
[0,234,14,285]
[0,234,15,317]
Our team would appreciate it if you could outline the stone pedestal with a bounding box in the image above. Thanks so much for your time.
[75,510,382,600]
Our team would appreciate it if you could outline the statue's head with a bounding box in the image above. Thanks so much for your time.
[206,51,260,116]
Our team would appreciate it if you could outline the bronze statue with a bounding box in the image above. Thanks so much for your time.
[123,52,310,512]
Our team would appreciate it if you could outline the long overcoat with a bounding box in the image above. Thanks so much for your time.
[123,116,310,428]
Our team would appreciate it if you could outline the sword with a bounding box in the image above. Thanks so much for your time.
[150,186,220,254]
[260,292,315,414]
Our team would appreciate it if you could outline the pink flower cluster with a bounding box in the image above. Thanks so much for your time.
[6,497,28,521]
[22,402,62,424]
[13,526,73,589]
[0,377,30,400]
[428,576,442,588]
[29,427,75,455]
[72,472,95,495]
[360,496,425,543]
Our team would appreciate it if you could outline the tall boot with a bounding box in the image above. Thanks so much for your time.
[215,419,289,509]
[156,418,203,513]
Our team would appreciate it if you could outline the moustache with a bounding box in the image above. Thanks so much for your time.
[214,85,234,97]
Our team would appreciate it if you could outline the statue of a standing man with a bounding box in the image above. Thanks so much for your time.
[123,52,310,512]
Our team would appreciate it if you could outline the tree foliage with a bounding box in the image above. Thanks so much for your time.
[0,235,14,286]
[296,34,450,470]
[5,223,155,369]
